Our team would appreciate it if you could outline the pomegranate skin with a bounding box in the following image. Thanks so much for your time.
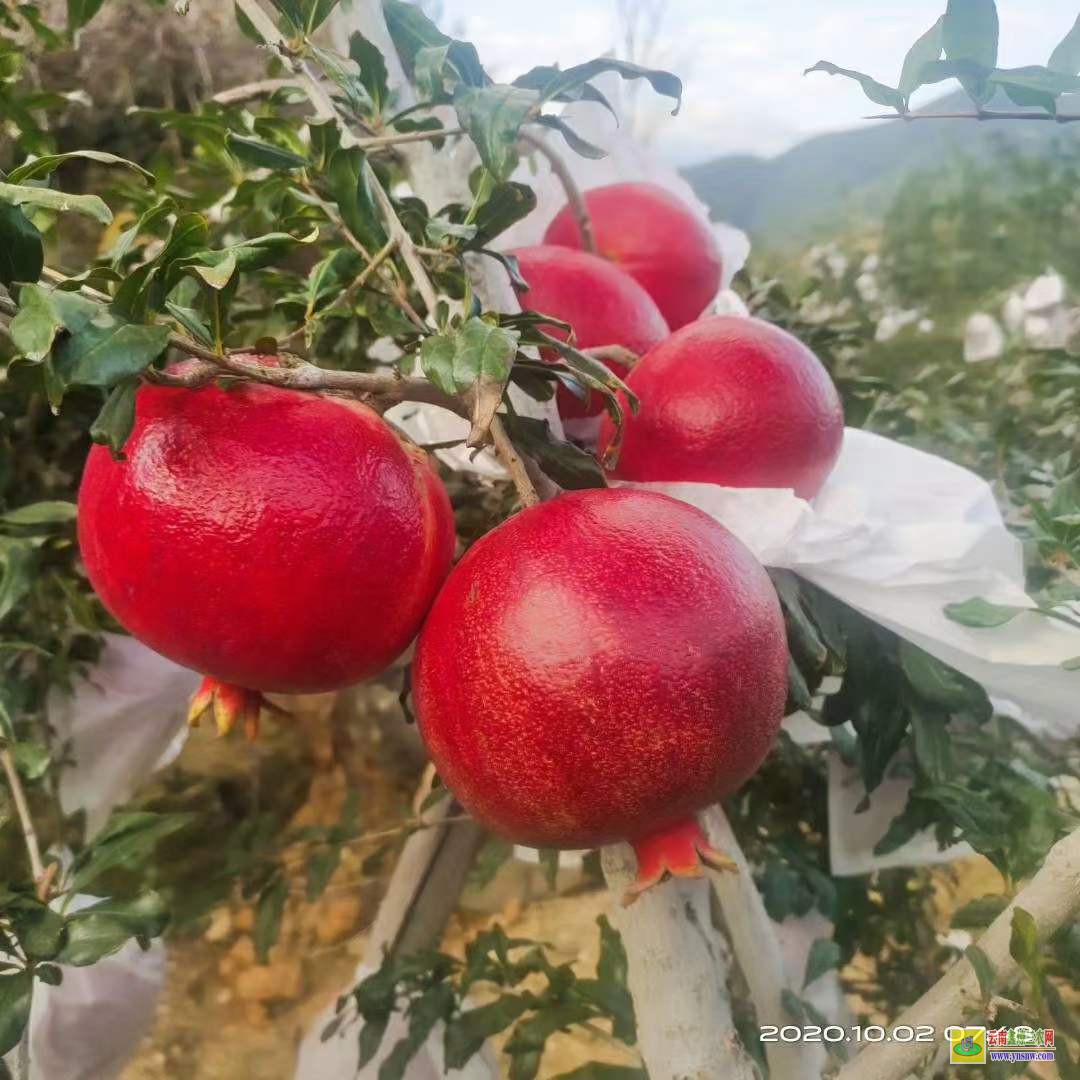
[543,182,722,330]
[599,316,844,499]
[511,245,669,420]
[78,363,455,694]
[413,488,787,850]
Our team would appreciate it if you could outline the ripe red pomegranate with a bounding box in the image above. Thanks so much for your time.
[78,358,455,735]
[543,182,721,330]
[413,488,787,896]
[510,245,669,421]
[599,316,844,499]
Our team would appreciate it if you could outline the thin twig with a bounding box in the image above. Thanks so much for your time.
[520,128,597,253]
[864,111,1080,123]
[489,415,540,508]
[1,748,47,896]
[211,78,300,106]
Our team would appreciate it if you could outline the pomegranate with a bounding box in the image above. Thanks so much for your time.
[510,245,669,421]
[543,182,722,330]
[599,316,844,499]
[413,488,787,896]
[78,358,455,735]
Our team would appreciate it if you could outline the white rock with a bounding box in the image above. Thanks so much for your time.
[1024,270,1065,312]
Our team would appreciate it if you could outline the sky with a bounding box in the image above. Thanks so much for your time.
[432,1,1080,165]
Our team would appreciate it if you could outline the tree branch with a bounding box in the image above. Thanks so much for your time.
[1,747,47,898]
[838,824,1080,1080]
[489,415,540,508]
[865,111,1080,123]
[700,806,814,1080]
[520,128,598,254]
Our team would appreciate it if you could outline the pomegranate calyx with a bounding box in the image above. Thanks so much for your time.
[625,816,737,905]
[187,677,266,740]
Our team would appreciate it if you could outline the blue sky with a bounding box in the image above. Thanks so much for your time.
[434,1,1080,164]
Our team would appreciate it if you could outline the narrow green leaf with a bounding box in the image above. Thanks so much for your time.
[965,943,996,1001]
[943,0,999,69]
[254,874,287,963]
[0,181,111,225]
[349,32,390,115]
[66,0,107,32]
[70,811,194,892]
[0,501,77,527]
[532,115,606,160]
[444,995,530,1069]
[382,0,450,75]
[899,16,945,98]
[536,58,682,115]
[10,283,61,361]
[7,150,154,185]
[226,132,310,171]
[468,182,537,249]
[501,415,606,490]
[90,379,140,458]
[944,596,1028,628]
[953,894,1008,929]
[0,203,43,288]
[304,0,338,33]
[0,970,32,1056]
[804,938,842,988]
[305,847,340,901]
[804,62,906,112]
[454,84,539,182]
[1049,14,1080,75]
[419,332,458,397]
[327,148,386,252]
[59,892,169,966]
[164,302,214,348]
[0,542,36,624]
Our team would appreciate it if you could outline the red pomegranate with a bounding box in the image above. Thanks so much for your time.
[599,316,845,499]
[413,488,787,896]
[510,245,669,420]
[78,358,455,735]
[543,182,722,330]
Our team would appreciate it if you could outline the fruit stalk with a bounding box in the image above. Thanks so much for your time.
[1,746,47,898]
[519,129,598,254]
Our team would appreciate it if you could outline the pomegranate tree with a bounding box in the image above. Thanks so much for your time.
[413,488,788,895]
[78,359,455,734]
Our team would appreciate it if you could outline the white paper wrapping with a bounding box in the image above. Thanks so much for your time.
[1,894,167,1080]
[627,427,1080,741]
[49,633,198,838]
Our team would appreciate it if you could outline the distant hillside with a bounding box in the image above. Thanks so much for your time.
[684,91,1080,247]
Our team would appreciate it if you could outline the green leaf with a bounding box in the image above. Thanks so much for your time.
[469,182,537,249]
[189,251,238,291]
[454,84,539,182]
[0,203,43,288]
[419,333,458,397]
[953,894,1008,929]
[382,0,450,75]
[9,902,65,960]
[918,57,993,103]
[0,542,36,624]
[327,148,387,252]
[305,847,340,901]
[1049,14,1080,75]
[226,132,310,171]
[532,115,606,160]
[380,983,456,1080]
[0,970,32,1057]
[303,0,338,33]
[501,415,605,490]
[350,32,390,115]
[254,874,287,963]
[909,711,953,783]
[444,995,531,1069]
[989,64,1080,98]
[0,501,77,528]
[536,58,682,115]
[12,742,50,780]
[66,0,107,32]
[59,892,169,966]
[505,1003,595,1080]
[357,1014,390,1069]
[804,938,841,987]
[1009,906,1042,997]
[1063,656,1080,671]
[804,62,906,112]
[0,181,111,225]
[965,943,995,1001]
[165,302,214,348]
[944,596,1028,628]
[900,641,987,714]
[90,379,140,458]
[34,964,62,987]
[10,283,61,361]
[899,16,945,98]
[943,0,1000,70]
[7,150,154,185]
[70,811,195,892]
